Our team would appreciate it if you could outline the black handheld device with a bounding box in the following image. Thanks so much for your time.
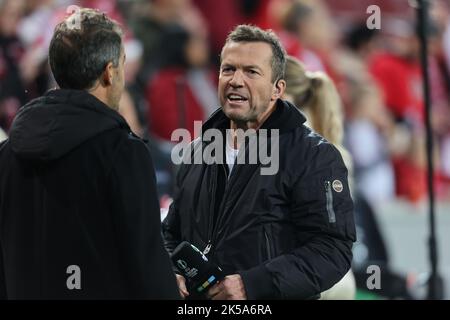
[171,241,224,296]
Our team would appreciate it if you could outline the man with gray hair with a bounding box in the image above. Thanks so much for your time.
[0,8,179,299]
[163,24,356,300]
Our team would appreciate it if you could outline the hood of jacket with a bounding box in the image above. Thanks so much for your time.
[9,89,129,161]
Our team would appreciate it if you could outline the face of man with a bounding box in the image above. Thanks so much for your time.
[218,41,284,127]
[108,46,126,111]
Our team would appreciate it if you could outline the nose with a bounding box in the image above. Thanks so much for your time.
[229,70,244,88]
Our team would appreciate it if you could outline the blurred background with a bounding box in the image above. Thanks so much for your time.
[0,0,449,299]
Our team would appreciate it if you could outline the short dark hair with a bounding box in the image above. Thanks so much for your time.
[222,24,286,82]
[49,8,123,90]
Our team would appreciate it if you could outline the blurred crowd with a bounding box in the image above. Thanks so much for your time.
[1,0,450,206]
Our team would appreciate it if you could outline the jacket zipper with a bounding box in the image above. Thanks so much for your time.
[203,243,212,255]
[204,138,246,255]
[204,164,228,255]
[204,165,218,254]
[325,181,336,223]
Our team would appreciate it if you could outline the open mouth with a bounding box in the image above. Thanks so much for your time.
[227,93,248,103]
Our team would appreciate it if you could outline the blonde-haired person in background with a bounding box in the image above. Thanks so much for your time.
[284,56,351,167]
[283,55,356,300]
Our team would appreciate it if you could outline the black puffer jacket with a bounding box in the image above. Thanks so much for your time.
[163,99,356,299]
[0,89,179,299]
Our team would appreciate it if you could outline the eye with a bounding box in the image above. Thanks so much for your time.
[247,69,259,76]
[221,66,234,74]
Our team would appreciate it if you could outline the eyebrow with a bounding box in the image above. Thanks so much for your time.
[244,65,263,71]
[221,63,263,71]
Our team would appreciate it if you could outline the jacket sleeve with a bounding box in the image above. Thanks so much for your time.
[108,134,180,299]
[162,202,181,256]
[240,142,356,299]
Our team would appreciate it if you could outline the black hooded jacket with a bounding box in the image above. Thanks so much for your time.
[0,89,179,299]
[163,99,356,299]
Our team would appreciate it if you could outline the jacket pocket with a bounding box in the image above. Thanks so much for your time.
[324,180,336,224]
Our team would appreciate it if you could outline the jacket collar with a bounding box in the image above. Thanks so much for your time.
[201,99,306,136]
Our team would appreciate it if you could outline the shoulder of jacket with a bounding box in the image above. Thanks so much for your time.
[289,125,329,149]
[117,131,150,155]
[102,129,151,175]
[286,126,341,166]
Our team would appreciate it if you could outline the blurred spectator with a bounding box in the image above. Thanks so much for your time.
[146,24,218,141]
[17,0,55,47]
[442,136,450,192]
[430,0,450,198]
[370,19,424,122]
[194,0,241,56]
[16,0,57,96]
[0,0,27,133]
[345,24,381,63]
[241,0,275,29]
[345,79,396,206]
[444,11,450,74]
[279,0,341,80]
[278,0,326,72]
[337,24,396,206]
[369,18,446,202]
[130,0,196,81]
[141,21,218,197]
[430,0,450,75]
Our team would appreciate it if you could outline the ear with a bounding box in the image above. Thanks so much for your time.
[101,62,115,86]
[271,79,286,101]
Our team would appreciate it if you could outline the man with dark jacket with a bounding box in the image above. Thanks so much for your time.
[0,8,179,299]
[163,25,356,300]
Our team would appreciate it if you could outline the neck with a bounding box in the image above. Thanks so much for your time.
[88,84,115,110]
[230,101,277,131]
[228,101,277,149]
